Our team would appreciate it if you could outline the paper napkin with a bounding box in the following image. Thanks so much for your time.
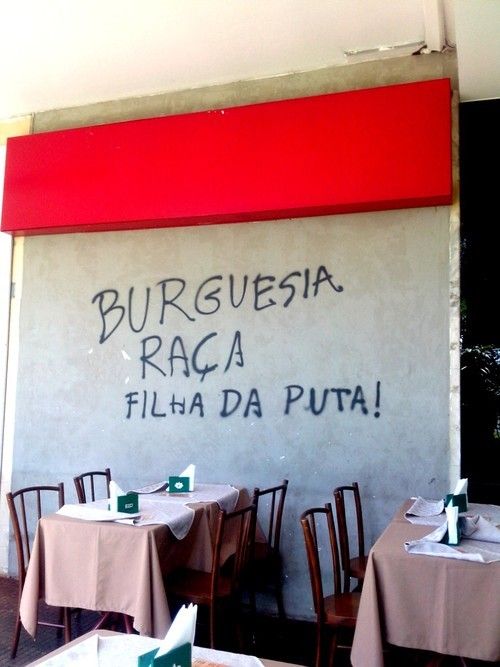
[453,478,468,496]
[156,604,197,658]
[445,502,459,545]
[405,514,500,562]
[178,464,195,492]
[109,480,127,512]
[138,604,198,666]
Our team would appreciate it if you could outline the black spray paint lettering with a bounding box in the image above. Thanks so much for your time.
[139,331,244,382]
[91,265,344,343]
[125,390,205,418]
[374,380,381,418]
[91,289,125,344]
[219,388,263,418]
[284,382,382,417]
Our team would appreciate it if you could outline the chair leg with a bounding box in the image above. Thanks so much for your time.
[233,597,247,653]
[10,613,22,659]
[63,607,71,643]
[247,583,257,648]
[275,579,286,621]
[123,614,134,634]
[315,620,323,667]
[92,611,112,631]
[209,601,216,649]
[327,631,338,667]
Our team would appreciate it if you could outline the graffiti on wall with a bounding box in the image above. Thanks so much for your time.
[91,265,381,420]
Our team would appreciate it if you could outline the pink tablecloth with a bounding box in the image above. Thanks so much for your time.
[351,501,500,666]
[20,487,250,639]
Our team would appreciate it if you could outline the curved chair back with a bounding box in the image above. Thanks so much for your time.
[167,501,256,649]
[210,503,256,599]
[73,468,111,503]
[334,482,366,591]
[300,503,342,617]
[6,483,67,658]
[6,483,65,586]
[252,478,288,554]
[301,503,359,667]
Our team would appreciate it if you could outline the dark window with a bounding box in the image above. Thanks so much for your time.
[459,99,500,503]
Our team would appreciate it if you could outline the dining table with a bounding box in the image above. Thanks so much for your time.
[20,483,254,640]
[26,629,306,666]
[350,499,500,666]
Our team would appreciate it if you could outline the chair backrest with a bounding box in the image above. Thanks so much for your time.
[300,503,342,619]
[73,468,111,503]
[333,482,365,574]
[252,479,288,553]
[6,484,65,586]
[210,503,256,599]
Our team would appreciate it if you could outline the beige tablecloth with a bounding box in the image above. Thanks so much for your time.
[20,488,250,639]
[350,500,500,666]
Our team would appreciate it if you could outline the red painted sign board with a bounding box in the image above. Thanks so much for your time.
[1,79,451,236]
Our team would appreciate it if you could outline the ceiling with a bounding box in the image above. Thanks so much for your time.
[0,0,498,119]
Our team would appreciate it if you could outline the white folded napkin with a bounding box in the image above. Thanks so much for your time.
[406,497,445,518]
[453,477,468,496]
[445,502,459,545]
[178,464,195,492]
[405,514,500,562]
[155,604,197,657]
[109,480,127,512]
[461,514,500,541]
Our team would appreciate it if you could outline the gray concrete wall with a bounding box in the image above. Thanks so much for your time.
[11,207,451,616]
[34,51,457,132]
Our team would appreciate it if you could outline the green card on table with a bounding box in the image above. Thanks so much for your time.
[168,476,190,493]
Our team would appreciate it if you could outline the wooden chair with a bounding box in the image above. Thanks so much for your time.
[73,467,111,503]
[300,503,360,667]
[250,479,288,619]
[333,482,367,593]
[6,483,71,658]
[166,503,256,649]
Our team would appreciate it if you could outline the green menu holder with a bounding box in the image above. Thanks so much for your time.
[168,476,190,493]
[138,642,191,667]
[117,492,139,513]
[444,493,467,513]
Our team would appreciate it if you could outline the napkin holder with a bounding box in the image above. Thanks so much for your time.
[109,492,139,514]
[168,476,190,493]
[138,642,191,667]
[444,493,467,513]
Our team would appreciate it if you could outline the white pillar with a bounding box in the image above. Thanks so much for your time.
[0,116,31,573]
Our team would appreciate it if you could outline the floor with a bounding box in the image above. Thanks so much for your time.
[1,575,498,667]
[0,575,320,666]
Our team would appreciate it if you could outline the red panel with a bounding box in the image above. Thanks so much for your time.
[1,79,452,236]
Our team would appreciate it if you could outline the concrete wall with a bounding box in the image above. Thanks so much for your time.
[10,206,452,615]
[3,53,459,618]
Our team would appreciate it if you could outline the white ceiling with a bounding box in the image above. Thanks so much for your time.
[455,0,500,102]
[0,0,497,119]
